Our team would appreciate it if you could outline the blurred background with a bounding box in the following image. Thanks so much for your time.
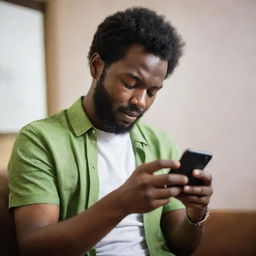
[0,0,255,255]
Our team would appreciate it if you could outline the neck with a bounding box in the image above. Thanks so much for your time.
[83,85,104,130]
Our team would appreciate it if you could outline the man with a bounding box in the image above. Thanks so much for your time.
[8,7,213,256]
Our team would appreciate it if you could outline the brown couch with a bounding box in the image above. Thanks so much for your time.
[0,170,19,256]
[192,210,256,256]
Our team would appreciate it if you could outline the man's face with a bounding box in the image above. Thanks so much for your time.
[93,44,168,134]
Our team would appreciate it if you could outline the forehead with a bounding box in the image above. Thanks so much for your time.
[106,44,168,84]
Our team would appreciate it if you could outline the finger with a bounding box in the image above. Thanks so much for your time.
[137,160,180,175]
[151,173,188,187]
[153,186,183,199]
[150,198,171,209]
[176,194,210,206]
[192,170,213,186]
[183,185,213,196]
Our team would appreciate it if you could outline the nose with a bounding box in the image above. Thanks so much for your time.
[129,89,147,110]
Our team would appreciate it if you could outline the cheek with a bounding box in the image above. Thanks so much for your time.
[146,98,155,110]
[104,78,130,104]
[110,88,133,106]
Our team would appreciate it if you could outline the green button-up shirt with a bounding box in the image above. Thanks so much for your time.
[8,97,184,256]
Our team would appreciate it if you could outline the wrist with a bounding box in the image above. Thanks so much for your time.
[186,207,209,226]
[100,188,129,221]
[186,206,207,222]
[110,187,131,217]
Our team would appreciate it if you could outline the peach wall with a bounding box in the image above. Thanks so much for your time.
[0,135,16,172]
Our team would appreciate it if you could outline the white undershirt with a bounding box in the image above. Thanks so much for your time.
[95,129,149,256]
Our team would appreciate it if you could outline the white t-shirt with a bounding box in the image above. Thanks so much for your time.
[95,129,149,256]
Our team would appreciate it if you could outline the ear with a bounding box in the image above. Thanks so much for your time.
[89,52,105,80]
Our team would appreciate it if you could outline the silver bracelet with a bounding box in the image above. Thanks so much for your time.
[186,207,209,226]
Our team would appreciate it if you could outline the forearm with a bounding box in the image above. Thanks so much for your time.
[161,207,208,256]
[166,216,204,256]
[18,190,126,256]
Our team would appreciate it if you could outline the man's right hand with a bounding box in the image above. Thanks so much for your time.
[115,160,188,214]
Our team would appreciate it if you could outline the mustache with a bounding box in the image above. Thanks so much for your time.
[118,105,145,117]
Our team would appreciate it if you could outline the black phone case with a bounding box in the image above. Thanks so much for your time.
[171,149,212,186]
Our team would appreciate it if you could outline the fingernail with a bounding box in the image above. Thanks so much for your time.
[184,185,190,192]
[175,161,181,168]
[194,169,200,176]
[184,176,189,184]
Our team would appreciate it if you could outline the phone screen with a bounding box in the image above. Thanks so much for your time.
[170,149,212,186]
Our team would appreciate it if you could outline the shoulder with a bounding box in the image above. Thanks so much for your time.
[17,109,70,142]
[22,109,69,134]
[134,122,180,160]
[136,122,170,140]
[8,110,70,178]
[135,122,175,146]
[9,109,70,162]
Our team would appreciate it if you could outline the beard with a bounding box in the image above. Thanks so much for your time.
[93,70,145,134]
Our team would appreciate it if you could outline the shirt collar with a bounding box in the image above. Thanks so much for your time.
[67,96,148,146]
[130,122,148,146]
[67,97,93,137]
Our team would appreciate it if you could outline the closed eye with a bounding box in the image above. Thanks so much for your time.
[147,91,155,97]
[122,80,135,89]
[147,87,161,97]
[120,77,163,97]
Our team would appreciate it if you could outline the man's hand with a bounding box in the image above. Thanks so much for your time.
[160,168,213,255]
[115,160,188,214]
[176,169,213,222]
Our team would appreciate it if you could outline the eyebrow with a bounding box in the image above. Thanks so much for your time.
[123,72,163,89]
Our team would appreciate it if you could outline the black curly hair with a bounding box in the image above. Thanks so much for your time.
[88,7,184,78]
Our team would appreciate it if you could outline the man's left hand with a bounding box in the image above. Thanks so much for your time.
[176,169,213,222]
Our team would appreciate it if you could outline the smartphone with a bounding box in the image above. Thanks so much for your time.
[170,149,213,186]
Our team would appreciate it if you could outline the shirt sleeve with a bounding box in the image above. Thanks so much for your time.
[8,124,60,209]
[163,198,185,213]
